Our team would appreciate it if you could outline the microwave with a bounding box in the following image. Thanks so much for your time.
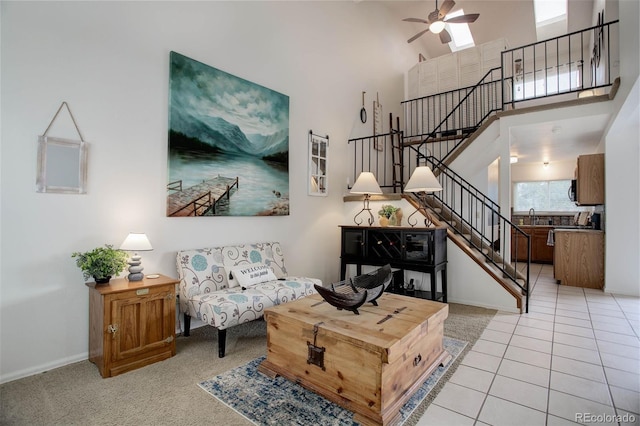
[568,179,577,202]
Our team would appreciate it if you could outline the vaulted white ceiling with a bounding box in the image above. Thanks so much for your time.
[382,0,595,60]
[378,0,607,164]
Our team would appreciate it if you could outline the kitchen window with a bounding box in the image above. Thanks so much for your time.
[513,179,589,212]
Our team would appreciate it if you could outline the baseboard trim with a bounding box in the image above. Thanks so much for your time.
[0,352,89,385]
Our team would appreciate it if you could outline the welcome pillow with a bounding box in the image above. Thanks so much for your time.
[229,263,277,289]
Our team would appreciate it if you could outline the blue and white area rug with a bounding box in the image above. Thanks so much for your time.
[198,337,467,426]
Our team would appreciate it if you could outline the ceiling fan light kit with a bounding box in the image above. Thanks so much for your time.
[404,0,479,44]
[429,20,446,34]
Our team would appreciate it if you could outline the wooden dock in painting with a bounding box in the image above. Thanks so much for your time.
[166,176,238,217]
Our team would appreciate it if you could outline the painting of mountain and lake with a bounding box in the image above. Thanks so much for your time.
[167,51,289,217]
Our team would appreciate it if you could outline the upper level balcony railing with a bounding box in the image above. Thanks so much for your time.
[351,23,620,188]
[402,69,504,143]
[502,20,619,108]
[402,67,504,169]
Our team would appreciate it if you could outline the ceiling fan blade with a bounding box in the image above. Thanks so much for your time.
[408,28,431,43]
[445,13,480,24]
[403,17,430,24]
[439,0,456,18]
[439,29,452,44]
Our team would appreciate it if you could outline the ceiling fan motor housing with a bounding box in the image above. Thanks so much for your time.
[404,0,479,44]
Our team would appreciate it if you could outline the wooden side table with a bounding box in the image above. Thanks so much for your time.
[340,226,448,302]
[86,274,178,378]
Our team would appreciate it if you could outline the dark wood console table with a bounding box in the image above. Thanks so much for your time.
[340,226,448,302]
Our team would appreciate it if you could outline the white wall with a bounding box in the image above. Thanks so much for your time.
[0,1,421,383]
[604,76,639,296]
[446,239,520,313]
[602,0,640,297]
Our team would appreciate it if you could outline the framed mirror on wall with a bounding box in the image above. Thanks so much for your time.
[308,131,328,196]
[36,102,88,194]
[36,136,88,193]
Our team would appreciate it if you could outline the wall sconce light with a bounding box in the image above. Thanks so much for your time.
[403,166,443,227]
[119,233,153,281]
[350,172,382,226]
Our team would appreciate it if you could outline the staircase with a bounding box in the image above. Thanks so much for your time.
[415,157,530,312]
[402,67,504,170]
[346,21,619,313]
[385,67,533,312]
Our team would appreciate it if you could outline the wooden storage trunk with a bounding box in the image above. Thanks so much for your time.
[258,293,450,426]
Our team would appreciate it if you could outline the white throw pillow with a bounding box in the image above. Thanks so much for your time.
[229,263,277,289]
[227,267,240,289]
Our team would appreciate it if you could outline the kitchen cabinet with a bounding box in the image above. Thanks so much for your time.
[511,226,554,263]
[511,229,529,261]
[87,275,178,378]
[554,230,604,289]
[533,228,555,263]
[576,153,605,205]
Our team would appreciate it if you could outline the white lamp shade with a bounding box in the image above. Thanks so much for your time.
[350,172,382,195]
[120,233,153,251]
[429,20,446,34]
[404,166,442,192]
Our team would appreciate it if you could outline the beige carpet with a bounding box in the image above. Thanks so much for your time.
[0,303,496,426]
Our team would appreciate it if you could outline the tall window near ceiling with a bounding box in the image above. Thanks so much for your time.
[446,9,475,52]
[533,0,568,40]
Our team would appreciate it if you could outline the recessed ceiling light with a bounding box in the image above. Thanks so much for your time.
[510,156,519,164]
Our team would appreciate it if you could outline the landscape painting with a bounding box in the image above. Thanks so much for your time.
[166,51,290,217]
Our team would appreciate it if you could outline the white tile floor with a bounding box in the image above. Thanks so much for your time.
[418,264,640,426]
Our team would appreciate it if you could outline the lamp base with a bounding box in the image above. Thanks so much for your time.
[353,194,375,226]
[126,255,144,281]
[127,272,144,281]
[408,193,435,227]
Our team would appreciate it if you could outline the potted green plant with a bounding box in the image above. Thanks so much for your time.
[378,204,403,226]
[72,244,129,283]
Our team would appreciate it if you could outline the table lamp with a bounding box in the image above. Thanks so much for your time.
[350,172,382,226]
[404,166,443,227]
[119,233,153,281]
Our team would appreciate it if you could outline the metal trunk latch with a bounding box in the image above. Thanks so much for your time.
[307,322,326,370]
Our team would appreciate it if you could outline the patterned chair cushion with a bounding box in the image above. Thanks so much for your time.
[184,277,320,330]
[176,242,320,330]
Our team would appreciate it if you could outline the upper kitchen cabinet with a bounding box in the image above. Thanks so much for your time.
[576,153,605,205]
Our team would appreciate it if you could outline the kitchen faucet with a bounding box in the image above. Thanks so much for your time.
[529,208,536,225]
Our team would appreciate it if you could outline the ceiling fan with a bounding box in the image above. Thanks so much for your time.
[403,0,479,44]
